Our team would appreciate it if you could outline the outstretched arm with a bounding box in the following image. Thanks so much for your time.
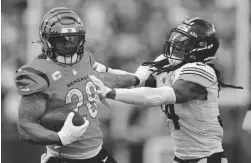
[93,61,158,88]
[107,86,176,107]
[93,61,134,75]
[91,75,207,107]
[93,54,168,88]
[93,71,140,88]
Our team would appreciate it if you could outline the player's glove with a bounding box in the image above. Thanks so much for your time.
[89,75,112,100]
[134,65,153,86]
[135,54,167,86]
[57,112,89,145]
[153,54,167,62]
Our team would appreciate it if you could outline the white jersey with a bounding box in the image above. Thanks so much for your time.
[154,62,223,159]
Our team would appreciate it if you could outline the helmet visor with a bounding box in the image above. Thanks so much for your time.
[49,35,83,57]
[169,32,191,59]
[164,31,195,59]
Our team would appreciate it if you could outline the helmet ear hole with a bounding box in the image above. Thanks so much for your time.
[38,53,47,59]
[46,50,56,60]
[184,53,196,63]
[189,54,196,61]
[42,33,47,39]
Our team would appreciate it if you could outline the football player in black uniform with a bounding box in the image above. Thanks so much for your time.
[92,17,243,163]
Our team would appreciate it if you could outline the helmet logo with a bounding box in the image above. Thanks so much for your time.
[199,42,207,46]
[61,28,76,33]
[189,32,197,37]
[195,44,214,52]
[178,24,190,32]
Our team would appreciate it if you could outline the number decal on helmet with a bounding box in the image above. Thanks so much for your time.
[61,28,77,33]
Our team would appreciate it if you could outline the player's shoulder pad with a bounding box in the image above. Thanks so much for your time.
[177,62,217,87]
[84,48,96,67]
[15,62,50,95]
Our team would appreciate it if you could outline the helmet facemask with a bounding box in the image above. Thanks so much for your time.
[163,28,196,65]
[44,33,85,65]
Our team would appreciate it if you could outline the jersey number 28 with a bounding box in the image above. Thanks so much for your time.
[65,81,98,119]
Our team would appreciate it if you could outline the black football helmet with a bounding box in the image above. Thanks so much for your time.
[39,7,86,65]
[163,17,220,65]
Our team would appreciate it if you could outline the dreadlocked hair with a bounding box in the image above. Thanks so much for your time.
[142,57,170,72]
[207,63,243,92]
[142,55,243,93]
[142,55,190,74]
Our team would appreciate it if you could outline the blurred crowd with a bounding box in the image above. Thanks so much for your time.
[1,0,251,163]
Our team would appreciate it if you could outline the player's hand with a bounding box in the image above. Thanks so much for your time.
[134,65,153,86]
[93,62,108,73]
[57,112,89,145]
[135,54,167,86]
[153,54,167,62]
[89,75,112,100]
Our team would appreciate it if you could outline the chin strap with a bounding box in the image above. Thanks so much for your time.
[56,53,79,65]
[204,56,218,63]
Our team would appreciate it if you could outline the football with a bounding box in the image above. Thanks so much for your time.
[39,108,85,132]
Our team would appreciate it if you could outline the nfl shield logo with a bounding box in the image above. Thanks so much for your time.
[73,69,77,75]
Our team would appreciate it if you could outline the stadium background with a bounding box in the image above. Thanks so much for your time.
[1,0,251,163]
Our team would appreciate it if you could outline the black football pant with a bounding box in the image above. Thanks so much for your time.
[45,148,117,163]
[174,152,228,163]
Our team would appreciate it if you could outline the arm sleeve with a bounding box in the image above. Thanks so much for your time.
[114,86,176,107]
[15,67,49,95]
[108,68,134,75]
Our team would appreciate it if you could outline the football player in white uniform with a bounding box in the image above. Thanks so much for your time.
[242,105,251,134]
[91,17,243,163]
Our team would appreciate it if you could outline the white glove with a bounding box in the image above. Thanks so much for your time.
[154,54,167,62]
[58,112,89,145]
[135,54,167,86]
[134,65,153,86]
[89,75,111,100]
[93,62,108,73]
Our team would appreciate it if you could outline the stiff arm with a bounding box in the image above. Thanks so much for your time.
[93,71,139,88]
[91,75,207,107]
[113,79,207,106]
